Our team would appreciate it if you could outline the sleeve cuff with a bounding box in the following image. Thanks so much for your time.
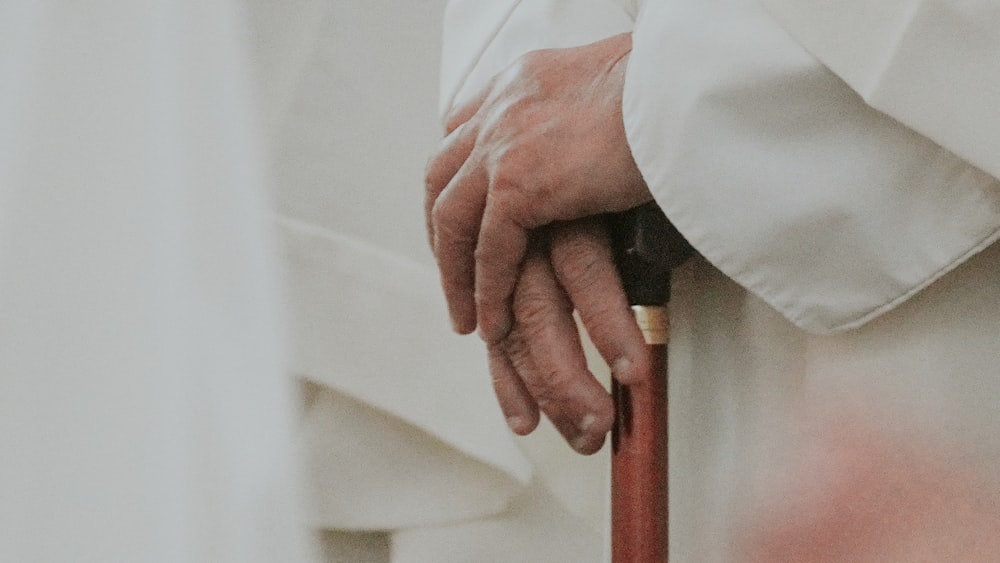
[624,0,1000,333]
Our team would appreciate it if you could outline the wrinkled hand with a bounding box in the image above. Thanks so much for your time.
[488,218,650,454]
[425,33,652,344]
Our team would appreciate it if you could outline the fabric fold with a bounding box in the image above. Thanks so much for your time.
[391,479,604,563]
[278,216,533,487]
[625,0,1000,333]
[301,384,524,530]
[759,0,1000,183]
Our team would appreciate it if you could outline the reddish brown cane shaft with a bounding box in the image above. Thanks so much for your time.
[609,202,685,563]
[612,342,668,562]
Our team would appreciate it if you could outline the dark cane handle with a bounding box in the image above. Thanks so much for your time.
[608,202,692,306]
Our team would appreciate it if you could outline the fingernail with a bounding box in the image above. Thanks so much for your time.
[506,416,526,434]
[612,358,634,381]
[478,314,513,344]
[450,312,475,335]
[571,434,593,454]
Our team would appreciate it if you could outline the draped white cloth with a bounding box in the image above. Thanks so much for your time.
[445,0,1000,560]
[2,1,599,561]
[0,2,313,561]
[760,0,1000,184]
[252,0,610,560]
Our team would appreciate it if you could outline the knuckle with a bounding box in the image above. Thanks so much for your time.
[489,153,525,194]
[423,152,438,183]
[500,328,575,406]
[488,156,555,226]
[516,48,553,76]
[502,331,532,375]
[424,143,463,195]
[484,154,527,210]
[470,252,507,295]
[558,241,606,292]
[429,196,447,226]
[424,162,444,195]
[444,112,465,135]
[514,285,568,326]
[537,368,576,399]
[580,316,619,345]
[430,200,469,243]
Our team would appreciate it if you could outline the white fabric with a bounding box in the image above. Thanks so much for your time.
[392,480,603,563]
[299,383,518,531]
[443,0,1000,560]
[665,245,1000,561]
[625,0,1000,334]
[2,1,585,561]
[760,0,1000,183]
[246,0,610,561]
[0,2,313,562]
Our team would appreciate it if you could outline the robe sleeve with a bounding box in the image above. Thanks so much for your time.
[624,0,1000,333]
[759,0,1000,185]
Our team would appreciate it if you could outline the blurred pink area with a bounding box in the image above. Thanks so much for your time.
[736,406,1000,561]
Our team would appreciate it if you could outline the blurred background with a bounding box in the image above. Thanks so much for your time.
[0,1,608,561]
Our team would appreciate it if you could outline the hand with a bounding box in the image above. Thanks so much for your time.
[488,218,650,454]
[425,33,653,344]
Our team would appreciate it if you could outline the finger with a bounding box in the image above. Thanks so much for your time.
[474,195,529,344]
[507,250,614,454]
[550,219,650,385]
[487,344,540,435]
[424,121,477,247]
[431,157,489,334]
[443,85,490,134]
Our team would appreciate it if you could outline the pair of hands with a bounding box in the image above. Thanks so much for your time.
[425,33,658,454]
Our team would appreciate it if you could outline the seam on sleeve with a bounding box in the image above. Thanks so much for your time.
[813,224,1000,334]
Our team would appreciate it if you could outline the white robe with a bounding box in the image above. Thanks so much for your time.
[443,0,1000,560]
[0,2,313,561]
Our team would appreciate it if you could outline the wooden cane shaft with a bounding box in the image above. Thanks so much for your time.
[611,342,668,562]
[608,202,683,563]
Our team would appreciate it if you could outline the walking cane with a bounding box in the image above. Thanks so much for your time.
[609,202,690,563]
